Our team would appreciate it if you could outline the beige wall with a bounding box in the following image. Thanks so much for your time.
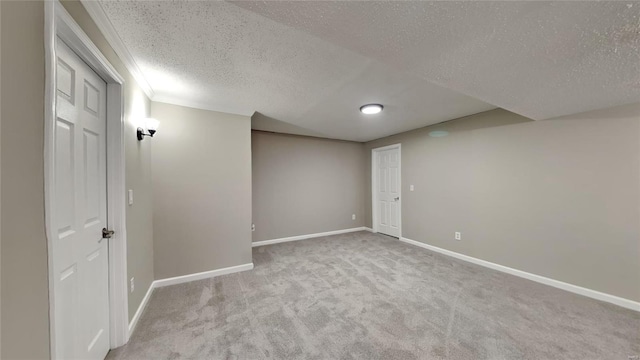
[365,104,640,302]
[1,1,154,358]
[252,131,365,242]
[1,2,49,358]
[151,102,252,279]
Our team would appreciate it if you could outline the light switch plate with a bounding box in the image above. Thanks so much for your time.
[128,189,134,205]
[410,185,415,191]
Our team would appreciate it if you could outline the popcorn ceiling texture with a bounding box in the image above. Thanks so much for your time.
[98,0,494,142]
[99,1,640,141]
[235,1,640,120]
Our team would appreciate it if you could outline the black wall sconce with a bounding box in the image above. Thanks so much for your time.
[137,118,159,141]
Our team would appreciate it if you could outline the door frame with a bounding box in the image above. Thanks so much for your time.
[371,143,402,238]
[44,1,129,357]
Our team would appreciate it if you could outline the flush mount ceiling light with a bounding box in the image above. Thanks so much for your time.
[360,104,383,115]
[429,130,449,137]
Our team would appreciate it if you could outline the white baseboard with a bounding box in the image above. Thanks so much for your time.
[153,263,254,288]
[128,282,154,337]
[364,227,374,232]
[128,262,254,337]
[252,227,367,247]
[400,237,640,312]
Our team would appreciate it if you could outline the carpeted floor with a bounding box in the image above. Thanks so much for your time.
[107,231,640,360]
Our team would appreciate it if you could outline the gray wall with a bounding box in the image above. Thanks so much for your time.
[252,131,365,242]
[1,1,155,358]
[151,102,252,280]
[365,104,640,302]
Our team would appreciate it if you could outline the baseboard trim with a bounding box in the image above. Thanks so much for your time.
[364,227,374,232]
[252,227,366,247]
[153,263,254,288]
[399,237,640,312]
[127,262,254,339]
[128,282,154,337]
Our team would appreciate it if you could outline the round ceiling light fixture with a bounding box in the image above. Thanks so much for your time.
[360,104,383,115]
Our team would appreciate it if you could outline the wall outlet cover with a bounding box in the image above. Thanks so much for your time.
[455,232,462,240]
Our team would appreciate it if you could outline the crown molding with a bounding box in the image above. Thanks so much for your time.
[80,0,155,99]
[152,95,254,117]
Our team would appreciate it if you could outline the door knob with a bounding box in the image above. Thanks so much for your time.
[102,228,115,239]
[394,197,400,201]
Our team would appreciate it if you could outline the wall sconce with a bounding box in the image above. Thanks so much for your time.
[137,118,159,141]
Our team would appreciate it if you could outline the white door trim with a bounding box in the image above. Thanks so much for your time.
[44,1,129,357]
[371,143,402,237]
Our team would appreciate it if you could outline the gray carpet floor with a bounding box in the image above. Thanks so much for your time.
[107,231,640,360]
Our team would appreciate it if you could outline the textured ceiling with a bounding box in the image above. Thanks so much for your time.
[96,0,494,141]
[97,1,640,141]
[234,1,640,121]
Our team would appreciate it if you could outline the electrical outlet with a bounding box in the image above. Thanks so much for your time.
[130,277,135,293]
[410,185,414,191]
[251,224,255,232]
[352,214,356,220]
[455,232,461,241]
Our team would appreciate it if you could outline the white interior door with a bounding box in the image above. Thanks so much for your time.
[376,147,401,237]
[53,38,110,360]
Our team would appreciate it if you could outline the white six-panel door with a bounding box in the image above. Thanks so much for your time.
[376,147,400,237]
[54,38,110,360]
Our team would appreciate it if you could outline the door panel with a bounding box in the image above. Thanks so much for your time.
[376,147,400,237]
[54,38,109,360]
[83,130,101,225]
[55,118,75,238]
[390,202,398,228]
